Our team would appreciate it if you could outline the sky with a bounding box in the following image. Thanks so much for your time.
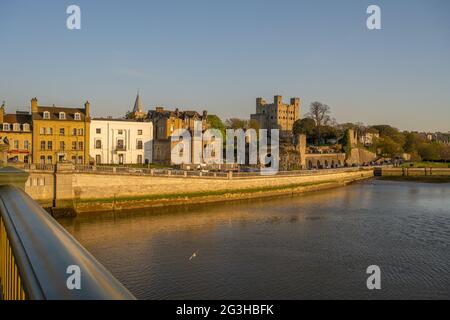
[0,0,449,132]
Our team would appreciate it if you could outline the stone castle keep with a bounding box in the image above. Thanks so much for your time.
[251,95,301,137]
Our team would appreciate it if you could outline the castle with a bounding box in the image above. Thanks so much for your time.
[250,95,301,138]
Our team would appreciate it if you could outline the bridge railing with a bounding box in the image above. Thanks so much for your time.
[0,167,136,300]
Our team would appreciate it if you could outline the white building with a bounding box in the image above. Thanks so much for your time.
[90,118,153,165]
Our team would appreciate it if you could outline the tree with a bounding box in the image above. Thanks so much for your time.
[378,136,403,157]
[293,118,315,136]
[371,125,405,145]
[207,115,226,139]
[305,102,331,145]
[225,118,247,130]
[403,132,426,153]
[418,143,441,161]
[247,119,260,132]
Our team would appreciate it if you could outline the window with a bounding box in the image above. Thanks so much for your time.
[118,130,123,135]
[24,140,29,150]
[40,127,45,135]
[78,128,83,136]
[72,128,77,136]
[137,155,143,164]
[95,155,101,164]
[40,156,45,165]
[95,140,102,149]
[40,141,45,150]
[78,141,83,151]
[47,156,52,164]
[96,128,101,134]
[117,139,124,150]
[60,141,65,151]
[43,111,50,119]
[13,123,20,131]
[74,113,81,120]
[72,141,77,150]
[14,140,19,149]
[78,156,83,164]
[23,124,30,131]
[137,140,143,149]
[59,112,66,120]
[47,127,53,135]
[47,141,52,151]
[3,123,10,131]
[138,129,143,135]
[60,128,65,136]
[71,156,76,163]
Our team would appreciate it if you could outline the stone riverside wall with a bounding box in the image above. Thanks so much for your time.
[377,167,450,177]
[23,167,374,214]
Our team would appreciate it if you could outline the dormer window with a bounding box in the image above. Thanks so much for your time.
[59,112,66,120]
[43,111,50,119]
[13,123,20,131]
[23,123,30,131]
[2,123,10,131]
[74,113,81,120]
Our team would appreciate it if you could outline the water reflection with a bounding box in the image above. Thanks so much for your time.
[59,180,450,300]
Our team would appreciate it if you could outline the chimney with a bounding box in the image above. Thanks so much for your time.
[31,97,38,113]
[0,102,5,123]
[84,101,90,119]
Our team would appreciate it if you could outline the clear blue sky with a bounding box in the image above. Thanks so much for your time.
[1,0,449,132]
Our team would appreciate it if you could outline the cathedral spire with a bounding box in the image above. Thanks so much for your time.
[133,90,143,113]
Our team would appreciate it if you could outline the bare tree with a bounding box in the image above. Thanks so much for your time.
[306,102,331,145]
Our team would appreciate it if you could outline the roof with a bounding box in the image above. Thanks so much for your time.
[147,108,204,120]
[2,113,32,124]
[32,106,87,121]
[92,117,151,123]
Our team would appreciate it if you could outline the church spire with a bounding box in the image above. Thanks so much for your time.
[133,90,143,113]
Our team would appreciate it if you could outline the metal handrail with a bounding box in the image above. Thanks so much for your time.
[0,185,136,300]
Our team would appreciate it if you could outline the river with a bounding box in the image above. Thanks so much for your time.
[59,179,450,300]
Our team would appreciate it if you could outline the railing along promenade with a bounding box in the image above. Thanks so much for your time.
[0,166,136,300]
[16,163,370,180]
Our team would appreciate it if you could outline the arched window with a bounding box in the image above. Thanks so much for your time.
[74,113,81,120]
[59,112,66,120]
[43,111,50,119]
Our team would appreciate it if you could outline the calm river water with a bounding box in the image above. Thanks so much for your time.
[59,179,450,300]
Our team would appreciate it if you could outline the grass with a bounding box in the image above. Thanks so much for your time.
[401,161,450,168]
[76,180,339,205]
